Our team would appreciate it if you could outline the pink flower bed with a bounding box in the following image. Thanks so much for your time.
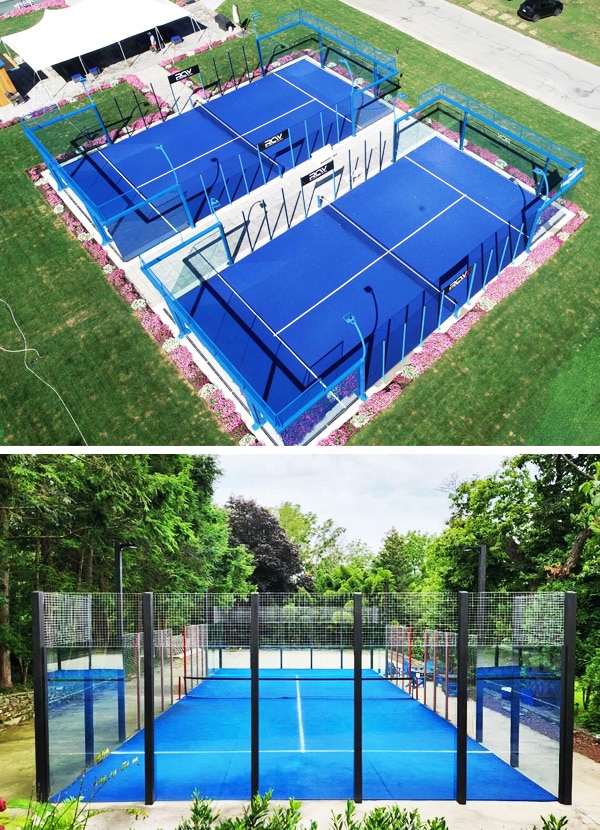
[17,61,589,446]
[0,0,67,20]
[319,201,589,445]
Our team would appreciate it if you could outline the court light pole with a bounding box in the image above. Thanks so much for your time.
[533,166,549,200]
[115,541,138,647]
[343,313,367,401]
[155,143,195,229]
[115,540,137,742]
[464,543,487,743]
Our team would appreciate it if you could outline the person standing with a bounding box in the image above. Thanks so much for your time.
[149,31,158,52]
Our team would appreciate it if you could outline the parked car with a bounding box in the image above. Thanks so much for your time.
[518,0,564,21]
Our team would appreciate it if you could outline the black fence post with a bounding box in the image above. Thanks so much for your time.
[143,592,155,805]
[32,591,50,802]
[456,591,468,804]
[510,689,520,767]
[251,592,260,797]
[558,591,577,804]
[353,592,363,803]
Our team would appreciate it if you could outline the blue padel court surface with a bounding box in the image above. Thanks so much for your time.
[56,669,554,803]
[63,59,389,260]
[174,136,541,425]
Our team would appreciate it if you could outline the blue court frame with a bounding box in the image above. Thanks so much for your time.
[256,10,397,113]
[22,12,396,262]
[394,85,585,251]
[141,131,553,444]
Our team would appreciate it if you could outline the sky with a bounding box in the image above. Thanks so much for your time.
[212,449,518,550]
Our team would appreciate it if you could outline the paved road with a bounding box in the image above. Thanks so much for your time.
[341,0,600,131]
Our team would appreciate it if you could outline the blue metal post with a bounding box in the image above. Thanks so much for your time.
[420,296,427,346]
[252,15,265,77]
[497,235,511,272]
[218,161,232,203]
[483,248,494,288]
[218,222,233,264]
[304,120,311,159]
[339,58,356,137]
[437,289,446,330]
[256,147,267,184]
[239,154,250,194]
[466,262,478,304]
[155,144,194,228]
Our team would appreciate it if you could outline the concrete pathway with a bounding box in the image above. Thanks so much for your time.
[341,0,600,132]
[0,0,244,123]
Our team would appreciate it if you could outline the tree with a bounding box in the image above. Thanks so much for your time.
[373,529,430,592]
[274,502,346,578]
[226,496,308,592]
[0,455,20,688]
[423,455,600,593]
[0,453,251,687]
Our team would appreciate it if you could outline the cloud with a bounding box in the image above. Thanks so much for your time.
[213,450,513,550]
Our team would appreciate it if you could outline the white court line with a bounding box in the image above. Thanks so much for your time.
[207,272,323,387]
[272,68,353,127]
[296,677,306,753]
[276,196,464,337]
[136,98,314,191]
[405,152,523,229]
[97,151,179,234]
[111,750,477,756]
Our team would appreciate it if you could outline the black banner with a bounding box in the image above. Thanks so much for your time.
[168,65,200,85]
[300,159,334,187]
[258,129,290,152]
[447,265,473,293]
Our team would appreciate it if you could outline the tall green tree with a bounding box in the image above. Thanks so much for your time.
[274,502,346,578]
[373,529,430,591]
[0,453,251,687]
[423,454,600,593]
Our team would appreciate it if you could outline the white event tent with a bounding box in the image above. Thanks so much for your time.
[4,0,196,72]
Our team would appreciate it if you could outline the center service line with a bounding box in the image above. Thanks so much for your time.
[295,676,306,753]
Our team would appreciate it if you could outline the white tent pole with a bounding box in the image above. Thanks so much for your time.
[36,70,60,110]
[79,55,88,75]
[118,40,129,68]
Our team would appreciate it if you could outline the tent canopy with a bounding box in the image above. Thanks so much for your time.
[4,0,190,71]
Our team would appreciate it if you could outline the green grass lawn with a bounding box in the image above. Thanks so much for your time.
[0,0,597,446]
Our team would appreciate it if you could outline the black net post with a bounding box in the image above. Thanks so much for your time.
[558,591,577,804]
[143,592,155,804]
[353,592,363,803]
[32,591,50,802]
[456,591,468,804]
[250,592,260,797]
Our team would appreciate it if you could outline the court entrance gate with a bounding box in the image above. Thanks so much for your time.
[33,590,576,804]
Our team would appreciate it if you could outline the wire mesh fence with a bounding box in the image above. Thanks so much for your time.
[36,591,573,802]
